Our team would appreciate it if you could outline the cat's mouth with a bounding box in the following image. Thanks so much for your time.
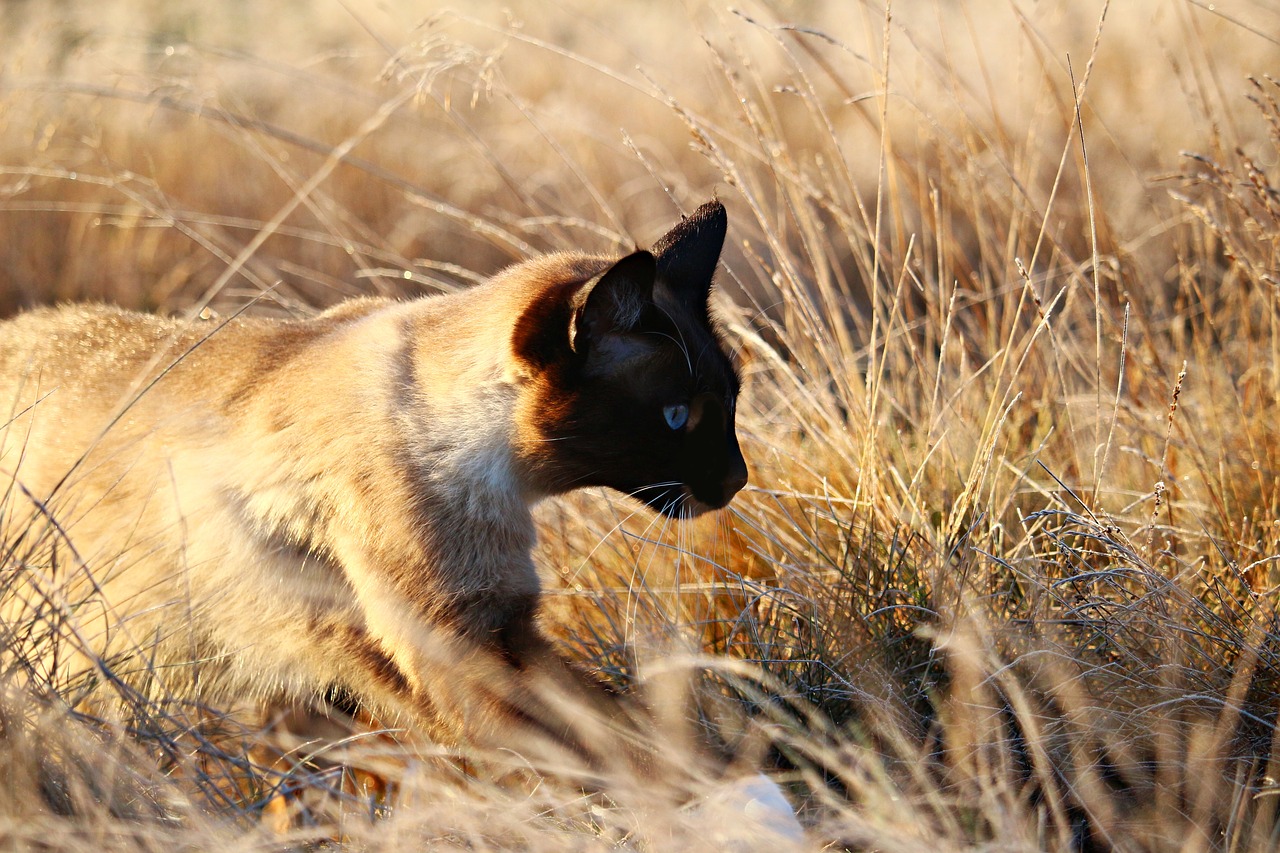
[674,497,718,519]
[634,481,743,519]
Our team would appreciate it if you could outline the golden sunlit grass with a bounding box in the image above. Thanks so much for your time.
[4,0,1280,849]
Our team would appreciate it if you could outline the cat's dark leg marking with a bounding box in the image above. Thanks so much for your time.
[339,625,412,696]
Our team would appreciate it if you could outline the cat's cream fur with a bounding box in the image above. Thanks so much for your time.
[0,201,752,781]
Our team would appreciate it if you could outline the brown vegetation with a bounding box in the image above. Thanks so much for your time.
[3,0,1280,849]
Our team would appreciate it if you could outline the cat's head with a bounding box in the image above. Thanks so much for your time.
[513,200,748,518]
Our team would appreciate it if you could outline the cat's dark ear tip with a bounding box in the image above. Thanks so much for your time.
[678,199,726,237]
[653,199,728,261]
[692,198,727,224]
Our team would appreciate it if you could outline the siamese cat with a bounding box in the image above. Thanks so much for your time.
[0,200,766,795]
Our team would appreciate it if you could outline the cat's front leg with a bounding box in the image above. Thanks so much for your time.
[404,602,659,782]
[457,614,804,841]
[466,605,661,777]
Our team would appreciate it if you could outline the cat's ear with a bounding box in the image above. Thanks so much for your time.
[512,251,655,370]
[651,200,727,310]
[571,250,656,352]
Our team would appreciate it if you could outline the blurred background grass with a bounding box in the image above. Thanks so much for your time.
[3,0,1280,849]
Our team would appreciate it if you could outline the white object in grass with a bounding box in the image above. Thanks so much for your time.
[690,772,805,848]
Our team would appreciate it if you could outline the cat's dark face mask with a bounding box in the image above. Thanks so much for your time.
[512,201,748,518]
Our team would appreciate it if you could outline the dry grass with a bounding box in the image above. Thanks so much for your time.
[4,0,1280,849]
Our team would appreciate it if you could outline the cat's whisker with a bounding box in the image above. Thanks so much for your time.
[565,491,653,585]
[629,481,684,495]
[622,496,680,639]
[694,339,718,376]
[651,302,694,378]
[645,330,693,379]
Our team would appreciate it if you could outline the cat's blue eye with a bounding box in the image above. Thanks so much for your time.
[663,403,689,430]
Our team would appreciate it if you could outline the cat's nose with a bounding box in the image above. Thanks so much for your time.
[723,473,748,502]
[722,447,748,502]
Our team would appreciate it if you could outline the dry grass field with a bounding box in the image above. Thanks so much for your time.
[3,0,1280,849]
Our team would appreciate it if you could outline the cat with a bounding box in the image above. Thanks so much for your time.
[0,200,755,785]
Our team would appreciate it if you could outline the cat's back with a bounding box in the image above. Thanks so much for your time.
[0,303,179,380]
[0,300,392,497]
[0,305,187,458]
[0,298,395,404]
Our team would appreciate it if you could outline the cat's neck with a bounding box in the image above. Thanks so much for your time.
[229,290,541,593]
[379,294,544,607]
[393,289,538,506]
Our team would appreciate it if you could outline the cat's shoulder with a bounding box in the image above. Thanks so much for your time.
[313,295,397,325]
[490,251,613,291]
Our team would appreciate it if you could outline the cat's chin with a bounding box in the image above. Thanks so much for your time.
[679,500,722,519]
[636,486,724,519]
[664,499,716,520]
